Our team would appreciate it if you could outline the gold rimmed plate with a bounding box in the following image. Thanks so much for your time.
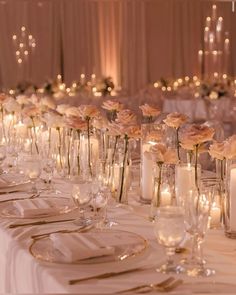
[29,229,148,264]
[0,196,75,219]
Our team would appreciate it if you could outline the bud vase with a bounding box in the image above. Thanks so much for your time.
[149,164,174,221]
[224,159,236,238]
[140,123,166,204]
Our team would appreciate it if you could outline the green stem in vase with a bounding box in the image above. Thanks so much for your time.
[119,135,129,203]
[86,118,92,176]
[30,116,39,154]
[156,162,163,207]
[176,127,180,162]
[194,144,200,211]
[0,106,6,142]
[48,127,51,156]
[67,128,72,175]
[56,127,63,169]
[112,135,119,165]
[76,129,81,175]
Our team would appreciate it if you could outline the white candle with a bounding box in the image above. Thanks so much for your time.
[141,151,154,202]
[15,121,28,137]
[175,164,197,206]
[111,163,120,192]
[210,204,221,227]
[161,190,172,206]
[230,167,236,231]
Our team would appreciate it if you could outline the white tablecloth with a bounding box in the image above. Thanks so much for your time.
[0,179,236,294]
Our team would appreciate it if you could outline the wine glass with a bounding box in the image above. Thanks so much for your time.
[154,206,186,274]
[23,155,41,194]
[41,157,56,193]
[0,145,6,174]
[71,179,93,226]
[183,187,215,277]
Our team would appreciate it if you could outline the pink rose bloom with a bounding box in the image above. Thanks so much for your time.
[23,105,41,117]
[102,100,124,112]
[150,143,177,164]
[0,93,8,104]
[139,104,160,117]
[78,105,100,119]
[209,141,227,160]
[164,112,188,129]
[65,107,81,118]
[224,135,236,159]
[180,124,214,149]
[115,109,137,126]
[65,116,87,131]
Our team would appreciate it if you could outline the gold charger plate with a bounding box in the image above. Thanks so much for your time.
[29,229,148,264]
[0,196,75,219]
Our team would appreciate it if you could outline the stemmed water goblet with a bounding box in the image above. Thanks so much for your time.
[71,179,93,227]
[154,206,186,274]
[183,186,215,277]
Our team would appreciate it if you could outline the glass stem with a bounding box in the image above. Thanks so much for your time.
[190,233,203,265]
[166,247,175,267]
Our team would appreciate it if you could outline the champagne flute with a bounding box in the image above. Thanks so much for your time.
[184,186,215,277]
[154,206,186,274]
[71,179,93,226]
[23,155,41,194]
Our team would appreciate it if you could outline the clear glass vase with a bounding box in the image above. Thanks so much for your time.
[149,164,174,221]
[116,138,131,205]
[224,158,236,238]
[140,123,166,204]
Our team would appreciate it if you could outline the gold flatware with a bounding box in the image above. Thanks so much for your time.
[30,223,94,240]
[0,193,40,203]
[9,218,75,229]
[115,277,175,294]
[68,267,147,285]
[137,279,183,293]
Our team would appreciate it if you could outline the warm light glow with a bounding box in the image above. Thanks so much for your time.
[28,35,33,40]
[31,42,36,48]
[194,92,200,98]
[213,50,218,55]
[214,72,219,78]
[81,73,85,79]
[225,38,230,44]
[72,82,77,88]
[223,74,227,79]
[193,76,198,81]
[167,86,171,91]
[161,86,166,91]
[21,26,26,32]
[24,50,28,56]
[206,17,211,22]
[16,50,20,56]
[57,74,62,80]
[19,43,24,48]
[12,35,17,40]
[185,76,190,81]
[177,78,183,84]
[219,16,223,22]
[195,81,200,86]
[153,82,159,88]
[212,4,217,10]
[18,58,22,64]
[204,27,209,32]
[91,73,96,79]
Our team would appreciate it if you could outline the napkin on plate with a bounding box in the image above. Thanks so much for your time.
[13,198,59,217]
[50,232,115,262]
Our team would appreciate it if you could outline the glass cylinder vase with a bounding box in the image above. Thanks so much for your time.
[224,159,236,238]
[140,123,166,204]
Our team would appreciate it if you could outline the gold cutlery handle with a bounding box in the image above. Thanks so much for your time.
[9,218,75,228]
[68,267,142,284]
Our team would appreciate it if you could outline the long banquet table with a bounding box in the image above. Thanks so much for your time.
[0,176,236,294]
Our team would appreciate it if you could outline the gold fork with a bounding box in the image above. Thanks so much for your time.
[137,279,183,293]
[115,277,175,294]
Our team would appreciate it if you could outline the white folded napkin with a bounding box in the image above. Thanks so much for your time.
[13,198,58,217]
[50,232,115,262]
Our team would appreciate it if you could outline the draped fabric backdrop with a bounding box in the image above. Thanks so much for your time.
[0,0,235,94]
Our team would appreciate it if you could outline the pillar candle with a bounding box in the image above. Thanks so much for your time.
[230,167,236,230]
[141,151,154,202]
[210,203,221,227]
[175,164,196,206]
[161,190,172,206]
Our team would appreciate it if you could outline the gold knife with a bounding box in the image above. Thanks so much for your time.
[9,218,75,228]
[68,267,147,285]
